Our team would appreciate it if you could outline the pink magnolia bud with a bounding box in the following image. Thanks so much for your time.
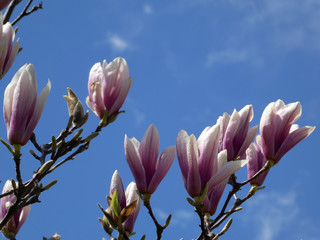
[110,170,126,209]
[3,64,51,145]
[260,100,315,163]
[0,13,19,80]
[0,180,31,238]
[107,171,141,234]
[246,138,269,186]
[176,124,247,198]
[217,105,258,161]
[123,182,141,233]
[124,124,176,194]
[86,57,133,119]
[0,0,11,10]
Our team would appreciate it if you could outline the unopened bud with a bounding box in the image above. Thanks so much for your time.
[84,132,99,142]
[99,217,113,235]
[43,180,58,191]
[64,88,88,128]
[38,160,54,175]
[72,129,83,141]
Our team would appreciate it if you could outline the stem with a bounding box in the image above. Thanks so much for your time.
[240,160,273,186]
[143,198,165,240]
[13,144,23,187]
[12,0,43,26]
[195,206,211,240]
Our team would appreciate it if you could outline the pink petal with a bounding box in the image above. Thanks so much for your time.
[275,125,315,163]
[102,58,129,111]
[124,135,147,193]
[223,110,240,159]
[24,80,51,141]
[197,124,220,188]
[148,146,176,194]
[176,130,190,183]
[108,76,132,116]
[110,170,126,209]
[139,124,159,185]
[208,158,247,192]
[186,135,202,197]
[217,113,230,152]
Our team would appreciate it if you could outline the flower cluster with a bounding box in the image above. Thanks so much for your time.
[0,48,315,239]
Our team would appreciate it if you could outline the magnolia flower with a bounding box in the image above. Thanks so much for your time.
[3,64,51,145]
[0,0,11,11]
[260,100,315,164]
[217,105,258,161]
[246,138,269,186]
[1,180,31,239]
[176,124,247,198]
[0,13,19,80]
[107,171,141,234]
[124,124,176,194]
[86,57,132,119]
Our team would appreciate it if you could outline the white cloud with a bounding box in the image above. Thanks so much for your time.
[244,190,299,240]
[108,34,130,52]
[143,4,153,15]
[206,49,248,67]
[204,0,320,67]
[155,208,195,229]
[126,97,146,127]
[240,189,320,240]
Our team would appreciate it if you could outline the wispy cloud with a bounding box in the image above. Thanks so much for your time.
[244,190,299,240]
[155,208,195,229]
[241,189,320,240]
[94,33,132,52]
[143,4,153,15]
[108,34,130,52]
[205,0,320,67]
[126,97,147,127]
[205,49,248,67]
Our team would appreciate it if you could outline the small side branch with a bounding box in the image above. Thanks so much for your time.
[12,0,43,26]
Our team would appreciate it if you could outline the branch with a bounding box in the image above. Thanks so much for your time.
[3,0,20,24]
[12,0,43,26]
[143,196,166,240]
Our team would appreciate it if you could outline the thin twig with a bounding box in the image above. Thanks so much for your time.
[3,0,20,24]
[12,0,43,26]
[144,199,165,240]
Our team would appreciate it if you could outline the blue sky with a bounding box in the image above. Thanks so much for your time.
[0,0,319,239]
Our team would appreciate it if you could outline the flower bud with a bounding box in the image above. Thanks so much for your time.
[0,13,19,80]
[176,125,247,199]
[3,64,51,145]
[86,57,132,119]
[259,100,315,163]
[64,88,88,127]
[124,124,176,194]
[104,171,141,233]
[0,180,31,238]
[246,139,270,186]
[217,105,258,161]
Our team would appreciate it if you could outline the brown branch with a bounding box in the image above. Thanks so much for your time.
[143,198,165,240]
[3,0,20,24]
[12,0,43,26]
